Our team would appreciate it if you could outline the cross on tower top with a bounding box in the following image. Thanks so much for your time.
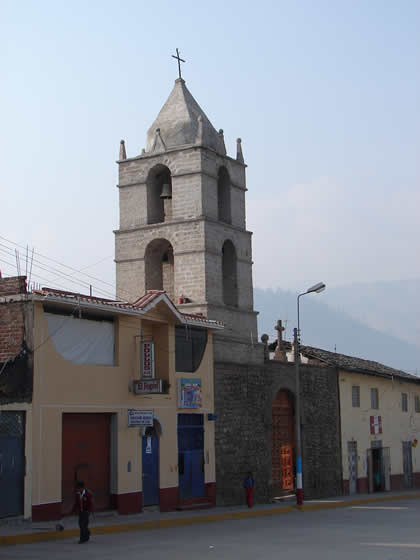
[273,319,288,362]
[275,320,285,343]
[172,48,186,80]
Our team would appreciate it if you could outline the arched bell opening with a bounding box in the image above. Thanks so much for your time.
[144,238,174,300]
[147,164,172,224]
[222,239,238,307]
[217,166,231,224]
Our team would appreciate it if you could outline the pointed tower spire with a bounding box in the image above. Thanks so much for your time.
[119,140,127,161]
[218,129,227,156]
[196,115,204,145]
[146,79,222,154]
[151,128,167,153]
[236,138,244,163]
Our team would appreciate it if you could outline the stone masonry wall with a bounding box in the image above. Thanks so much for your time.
[214,360,342,505]
[0,276,33,403]
[0,276,27,362]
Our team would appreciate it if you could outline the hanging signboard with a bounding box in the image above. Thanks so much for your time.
[141,341,155,379]
[133,379,162,394]
[179,378,202,409]
[128,409,154,427]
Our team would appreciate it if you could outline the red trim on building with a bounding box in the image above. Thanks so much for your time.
[343,478,369,494]
[114,492,142,514]
[159,483,216,512]
[390,474,404,491]
[32,502,62,521]
[205,482,216,505]
[159,487,178,512]
[357,477,368,493]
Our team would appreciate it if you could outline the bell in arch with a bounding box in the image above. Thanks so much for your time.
[160,183,172,199]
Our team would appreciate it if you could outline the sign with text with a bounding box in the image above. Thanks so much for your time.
[179,378,202,409]
[133,379,162,394]
[141,341,155,380]
[128,409,154,427]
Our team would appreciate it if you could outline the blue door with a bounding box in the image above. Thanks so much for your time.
[178,414,204,501]
[0,412,25,518]
[142,436,159,506]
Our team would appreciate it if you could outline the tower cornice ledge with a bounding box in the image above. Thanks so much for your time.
[113,216,254,236]
[116,144,247,168]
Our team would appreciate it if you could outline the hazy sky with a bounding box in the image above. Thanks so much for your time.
[1,0,419,297]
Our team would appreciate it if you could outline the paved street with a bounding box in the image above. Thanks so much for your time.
[2,498,420,559]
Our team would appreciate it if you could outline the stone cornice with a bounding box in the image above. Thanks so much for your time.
[114,216,253,237]
[115,249,253,266]
[116,143,247,168]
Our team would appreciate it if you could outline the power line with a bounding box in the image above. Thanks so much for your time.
[0,235,118,295]
[0,256,117,301]
[0,244,118,300]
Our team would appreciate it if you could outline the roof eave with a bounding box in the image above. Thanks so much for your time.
[33,293,224,330]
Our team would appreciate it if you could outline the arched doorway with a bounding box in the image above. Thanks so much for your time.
[272,390,295,497]
[144,238,174,300]
[142,420,162,507]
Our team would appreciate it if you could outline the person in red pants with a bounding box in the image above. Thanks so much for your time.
[243,472,255,507]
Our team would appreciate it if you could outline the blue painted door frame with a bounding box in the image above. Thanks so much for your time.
[142,436,159,506]
[178,414,204,501]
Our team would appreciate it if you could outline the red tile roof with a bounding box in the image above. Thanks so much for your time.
[32,287,223,329]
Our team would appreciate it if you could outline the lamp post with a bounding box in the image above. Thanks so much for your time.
[294,281,326,506]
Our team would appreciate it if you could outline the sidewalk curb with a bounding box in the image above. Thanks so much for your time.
[2,493,420,547]
[296,492,420,512]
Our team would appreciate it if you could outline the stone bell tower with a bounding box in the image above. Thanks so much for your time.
[115,78,262,363]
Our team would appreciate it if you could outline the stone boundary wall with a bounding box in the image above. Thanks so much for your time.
[214,360,343,505]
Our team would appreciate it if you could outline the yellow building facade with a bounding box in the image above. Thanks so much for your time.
[339,369,420,494]
[299,344,420,495]
[1,281,221,521]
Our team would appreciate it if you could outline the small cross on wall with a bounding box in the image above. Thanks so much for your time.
[172,48,186,79]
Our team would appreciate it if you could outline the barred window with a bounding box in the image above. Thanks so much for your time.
[415,395,420,413]
[352,386,360,408]
[402,393,408,412]
[371,388,379,409]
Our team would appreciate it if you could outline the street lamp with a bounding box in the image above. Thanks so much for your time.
[294,281,326,506]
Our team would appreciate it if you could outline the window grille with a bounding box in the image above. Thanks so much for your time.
[0,411,25,437]
[371,388,379,409]
[352,386,360,408]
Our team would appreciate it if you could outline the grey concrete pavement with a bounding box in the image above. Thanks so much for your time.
[2,496,420,559]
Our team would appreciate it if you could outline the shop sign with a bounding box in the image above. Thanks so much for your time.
[133,379,162,394]
[128,409,154,427]
[141,341,155,379]
[179,378,202,409]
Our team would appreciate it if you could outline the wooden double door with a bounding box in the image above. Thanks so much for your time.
[62,413,111,514]
[272,391,295,495]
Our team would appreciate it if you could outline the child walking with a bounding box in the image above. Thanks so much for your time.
[243,471,255,508]
[73,481,93,543]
